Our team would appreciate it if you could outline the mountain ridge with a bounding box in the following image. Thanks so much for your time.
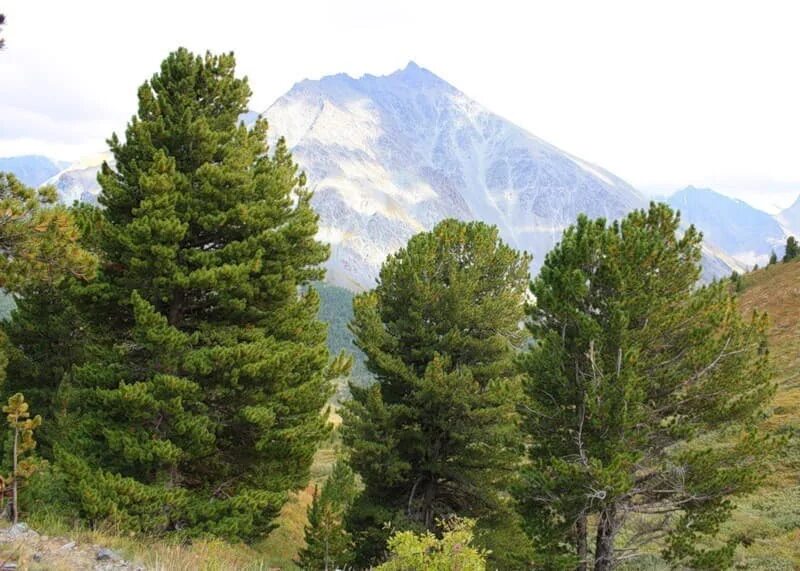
[1,63,747,288]
[264,62,648,289]
[667,185,786,266]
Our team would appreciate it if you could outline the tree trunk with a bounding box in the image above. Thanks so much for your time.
[12,426,18,525]
[576,513,588,571]
[422,479,437,531]
[594,505,618,571]
[168,290,184,327]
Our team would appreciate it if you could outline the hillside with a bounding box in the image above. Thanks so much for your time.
[315,282,370,388]
[724,259,800,568]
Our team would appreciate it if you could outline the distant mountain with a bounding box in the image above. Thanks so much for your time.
[0,155,67,187]
[43,153,109,204]
[668,186,785,266]
[776,194,800,238]
[264,62,653,289]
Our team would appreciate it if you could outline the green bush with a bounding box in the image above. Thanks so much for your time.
[376,518,488,571]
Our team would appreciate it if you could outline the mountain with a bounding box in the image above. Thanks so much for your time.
[668,186,786,266]
[43,153,109,204]
[14,64,741,287]
[776,194,800,237]
[0,155,67,187]
[263,62,652,289]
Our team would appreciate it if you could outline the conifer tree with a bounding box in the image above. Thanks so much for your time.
[729,270,743,292]
[516,204,774,570]
[55,49,338,540]
[769,250,778,265]
[0,174,97,398]
[342,219,530,567]
[1,284,86,451]
[0,204,100,440]
[297,460,359,570]
[1,203,104,453]
[783,235,798,262]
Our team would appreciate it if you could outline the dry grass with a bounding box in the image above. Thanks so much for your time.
[21,422,344,570]
[725,259,800,568]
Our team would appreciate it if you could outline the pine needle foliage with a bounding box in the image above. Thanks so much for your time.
[297,460,359,570]
[516,203,774,570]
[54,48,337,541]
[342,219,530,566]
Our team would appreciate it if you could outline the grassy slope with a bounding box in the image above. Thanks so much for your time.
[722,260,800,569]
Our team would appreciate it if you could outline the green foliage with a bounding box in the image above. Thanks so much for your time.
[4,393,41,475]
[55,446,189,533]
[375,517,488,571]
[769,250,778,265]
[782,235,798,262]
[297,460,359,570]
[516,203,775,570]
[473,508,537,570]
[342,219,531,566]
[0,279,90,451]
[44,48,335,541]
[0,201,105,454]
[0,173,96,292]
[0,174,97,398]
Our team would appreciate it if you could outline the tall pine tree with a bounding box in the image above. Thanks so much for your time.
[54,49,338,540]
[342,219,530,567]
[516,204,774,570]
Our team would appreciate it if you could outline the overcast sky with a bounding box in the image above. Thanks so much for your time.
[2,0,799,211]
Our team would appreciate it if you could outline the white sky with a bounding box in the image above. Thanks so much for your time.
[1,0,799,212]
